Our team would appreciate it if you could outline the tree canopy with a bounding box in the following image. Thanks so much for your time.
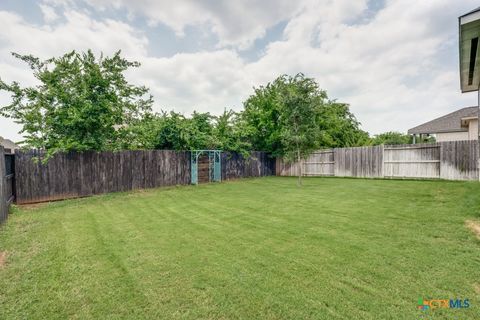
[118,110,251,155]
[0,50,152,158]
[370,131,435,145]
[275,74,324,184]
[242,73,369,158]
[371,131,411,145]
[0,50,413,158]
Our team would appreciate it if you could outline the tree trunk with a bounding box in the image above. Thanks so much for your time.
[297,147,302,186]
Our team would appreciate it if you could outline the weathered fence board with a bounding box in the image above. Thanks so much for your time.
[275,150,334,177]
[335,146,383,178]
[384,143,440,179]
[440,140,479,180]
[15,150,273,204]
[303,150,334,176]
[276,158,300,177]
[15,150,191,204]
[277,140,479,181]
[197,155,211,183]
[222,151,275,180]
[0,146,7,224]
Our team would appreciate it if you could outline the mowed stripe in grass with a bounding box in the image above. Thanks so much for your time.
[0,177,479,319]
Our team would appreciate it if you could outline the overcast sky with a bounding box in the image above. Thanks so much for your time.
[0,0,478,141]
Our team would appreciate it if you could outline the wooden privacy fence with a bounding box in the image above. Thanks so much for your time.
[9,141,479,206]
[15,150,274,204]
[383,144,440,179]
[15,150,190,204]
[277,140,479,181]
[222,151,275,180]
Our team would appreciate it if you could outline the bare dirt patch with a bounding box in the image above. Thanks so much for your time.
[465,220,480,240]
[0,251,7,268]
[474,283,480,295]
[19,202,49,211]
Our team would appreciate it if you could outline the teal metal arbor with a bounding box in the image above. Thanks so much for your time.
[191,150,222,184]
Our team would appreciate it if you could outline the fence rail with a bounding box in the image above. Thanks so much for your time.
[277,140,479,181]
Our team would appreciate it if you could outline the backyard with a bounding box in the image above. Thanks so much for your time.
[0,177,479,319]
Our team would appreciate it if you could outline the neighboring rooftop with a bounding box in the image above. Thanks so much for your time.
[459,6,480,19]
[408,107,478,134]
[0,136,19,153]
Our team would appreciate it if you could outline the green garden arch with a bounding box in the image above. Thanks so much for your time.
[191,150,222,184]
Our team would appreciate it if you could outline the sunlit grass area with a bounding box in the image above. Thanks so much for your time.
[1,177,479,319]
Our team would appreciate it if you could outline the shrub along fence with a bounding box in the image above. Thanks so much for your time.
[276,140,479,181]
[14,150,274,205]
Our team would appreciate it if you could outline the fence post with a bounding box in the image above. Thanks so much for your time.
[333,148,336,177]
[381,144,385,178]
[333,148,337,177]
[440,141,443,180]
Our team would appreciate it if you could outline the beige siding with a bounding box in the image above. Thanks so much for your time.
[468,119,479,139]
[436,131,469,142]
[435,118,479,142]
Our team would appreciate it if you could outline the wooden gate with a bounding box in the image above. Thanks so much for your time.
[0,147,15,224]
[4,152,15,205]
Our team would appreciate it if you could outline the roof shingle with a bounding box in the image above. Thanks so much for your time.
[407,106,478,134]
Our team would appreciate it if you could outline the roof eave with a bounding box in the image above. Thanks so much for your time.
[407,129,469,135]
[459,7,480,19]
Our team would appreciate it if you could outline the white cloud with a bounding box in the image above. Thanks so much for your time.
[133,50,252,114]
[79,0,300,49]
[244,0,478,133]
[39,4,59,23]
[0,10,148,59]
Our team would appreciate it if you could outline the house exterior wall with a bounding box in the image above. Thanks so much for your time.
[468,119,479,139]
[436,131,470,142]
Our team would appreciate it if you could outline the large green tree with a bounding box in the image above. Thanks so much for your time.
[275,74,323,185]
[0,50,153,157]
[242,73,369,157]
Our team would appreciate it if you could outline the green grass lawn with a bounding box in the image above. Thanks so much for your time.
[1,177,479,319]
